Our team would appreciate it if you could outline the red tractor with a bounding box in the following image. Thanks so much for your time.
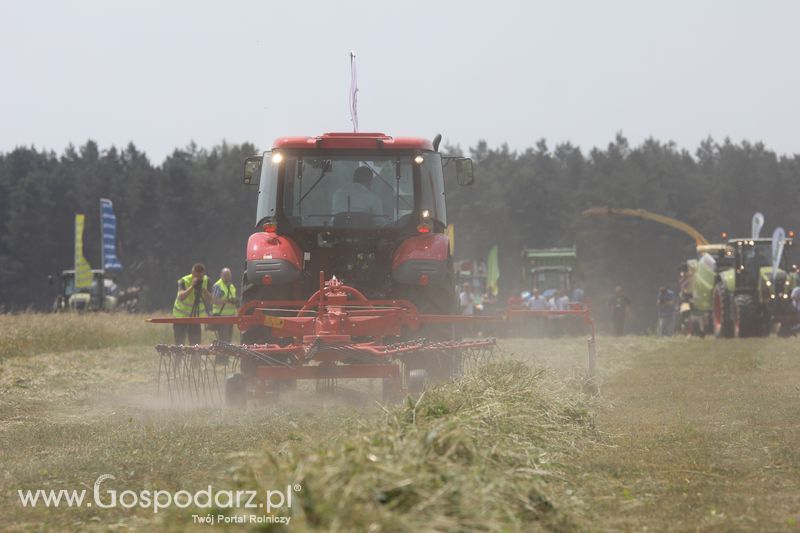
[149,134,599,404]
[237,132,474,374]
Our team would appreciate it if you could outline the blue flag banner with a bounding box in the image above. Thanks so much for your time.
[100,198,123,272]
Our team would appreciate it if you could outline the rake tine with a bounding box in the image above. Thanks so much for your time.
[200,354,212,404]
[211,352,225,403]
[187,353,200,403]
[173,352,184,401]
[159,353,164,394]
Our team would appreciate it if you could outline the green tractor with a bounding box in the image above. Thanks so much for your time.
[688,237,798,338]
[678,244,732,336]
[521,247,578,300]
[711,238,797,337]
[49,269,140,312]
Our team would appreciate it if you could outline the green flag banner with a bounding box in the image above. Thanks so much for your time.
[74,214,93,288]
[445,224,455,256]
[487,245,499,297]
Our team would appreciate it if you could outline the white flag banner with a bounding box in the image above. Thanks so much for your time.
[349,51,359,133]
[772,227,785,284]
[752,212,764,239]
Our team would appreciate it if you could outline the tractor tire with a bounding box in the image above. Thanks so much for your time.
[712,283,734,338]
[241,326,270,345]
[225,373,247,407]
[405,284,457,341]
[732,294,760,338]
[240,283,270,346]
[239,277,294,345]
[396,281,462,381]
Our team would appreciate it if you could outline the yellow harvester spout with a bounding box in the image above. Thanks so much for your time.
[582,207,710,247]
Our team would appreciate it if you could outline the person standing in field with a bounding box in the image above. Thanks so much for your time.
[609,286,631,336]
[527,288,548,310]
[459,283,474,315]
[212,267,238,343]
[172,263,213,345]
[458,283,476,336]
[656,286,676,336]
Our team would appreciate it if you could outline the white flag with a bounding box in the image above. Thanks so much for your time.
[772,227,785,284]
[752,212,764,239]
[349,51,359,133]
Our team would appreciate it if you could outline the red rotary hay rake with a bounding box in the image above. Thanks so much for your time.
[150,272,495,405]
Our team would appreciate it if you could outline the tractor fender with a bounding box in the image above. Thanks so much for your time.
[392,233,450,286]
[245,232,302,286]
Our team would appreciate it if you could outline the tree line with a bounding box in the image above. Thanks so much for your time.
[2,135,799,332]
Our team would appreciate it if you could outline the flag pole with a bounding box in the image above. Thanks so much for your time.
[349,51,358,133]
[99,199,105,306]
[75,214,79,276]
[100,199,105,274]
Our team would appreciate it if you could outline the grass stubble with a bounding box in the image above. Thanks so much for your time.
[2,313,800,530]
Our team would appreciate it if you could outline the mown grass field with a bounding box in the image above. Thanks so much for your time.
[1,314,799,531]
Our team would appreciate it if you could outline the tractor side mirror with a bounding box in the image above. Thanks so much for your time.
[455,157,475,186]
[243,156,262,185]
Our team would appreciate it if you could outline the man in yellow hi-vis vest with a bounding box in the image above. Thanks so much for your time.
[172,263,213,345]
[211,267,238,342]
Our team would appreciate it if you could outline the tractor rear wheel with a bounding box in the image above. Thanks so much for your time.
[401,284,457,340]
[396,282,462,381]
[712,283,734,338]
[239,279,294,345]
[733,294,760,338]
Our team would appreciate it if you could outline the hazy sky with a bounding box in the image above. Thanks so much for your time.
[2,1,799,163]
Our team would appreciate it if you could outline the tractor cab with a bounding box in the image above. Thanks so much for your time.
[521,247,578,300]
[529,267,572,295]
[728,237,793,291]
[239,133,474,336]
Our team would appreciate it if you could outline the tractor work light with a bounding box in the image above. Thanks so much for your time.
[790,230,796,238]
[721,232,728,239]
[417,209,433,233]
[414,155,424,165]
[770,294,776,299]
[782,293,790,299]
[766,280,772,287]
[272,153,283,164]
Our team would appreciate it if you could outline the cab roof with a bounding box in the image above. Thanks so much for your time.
[272,132,434,151]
